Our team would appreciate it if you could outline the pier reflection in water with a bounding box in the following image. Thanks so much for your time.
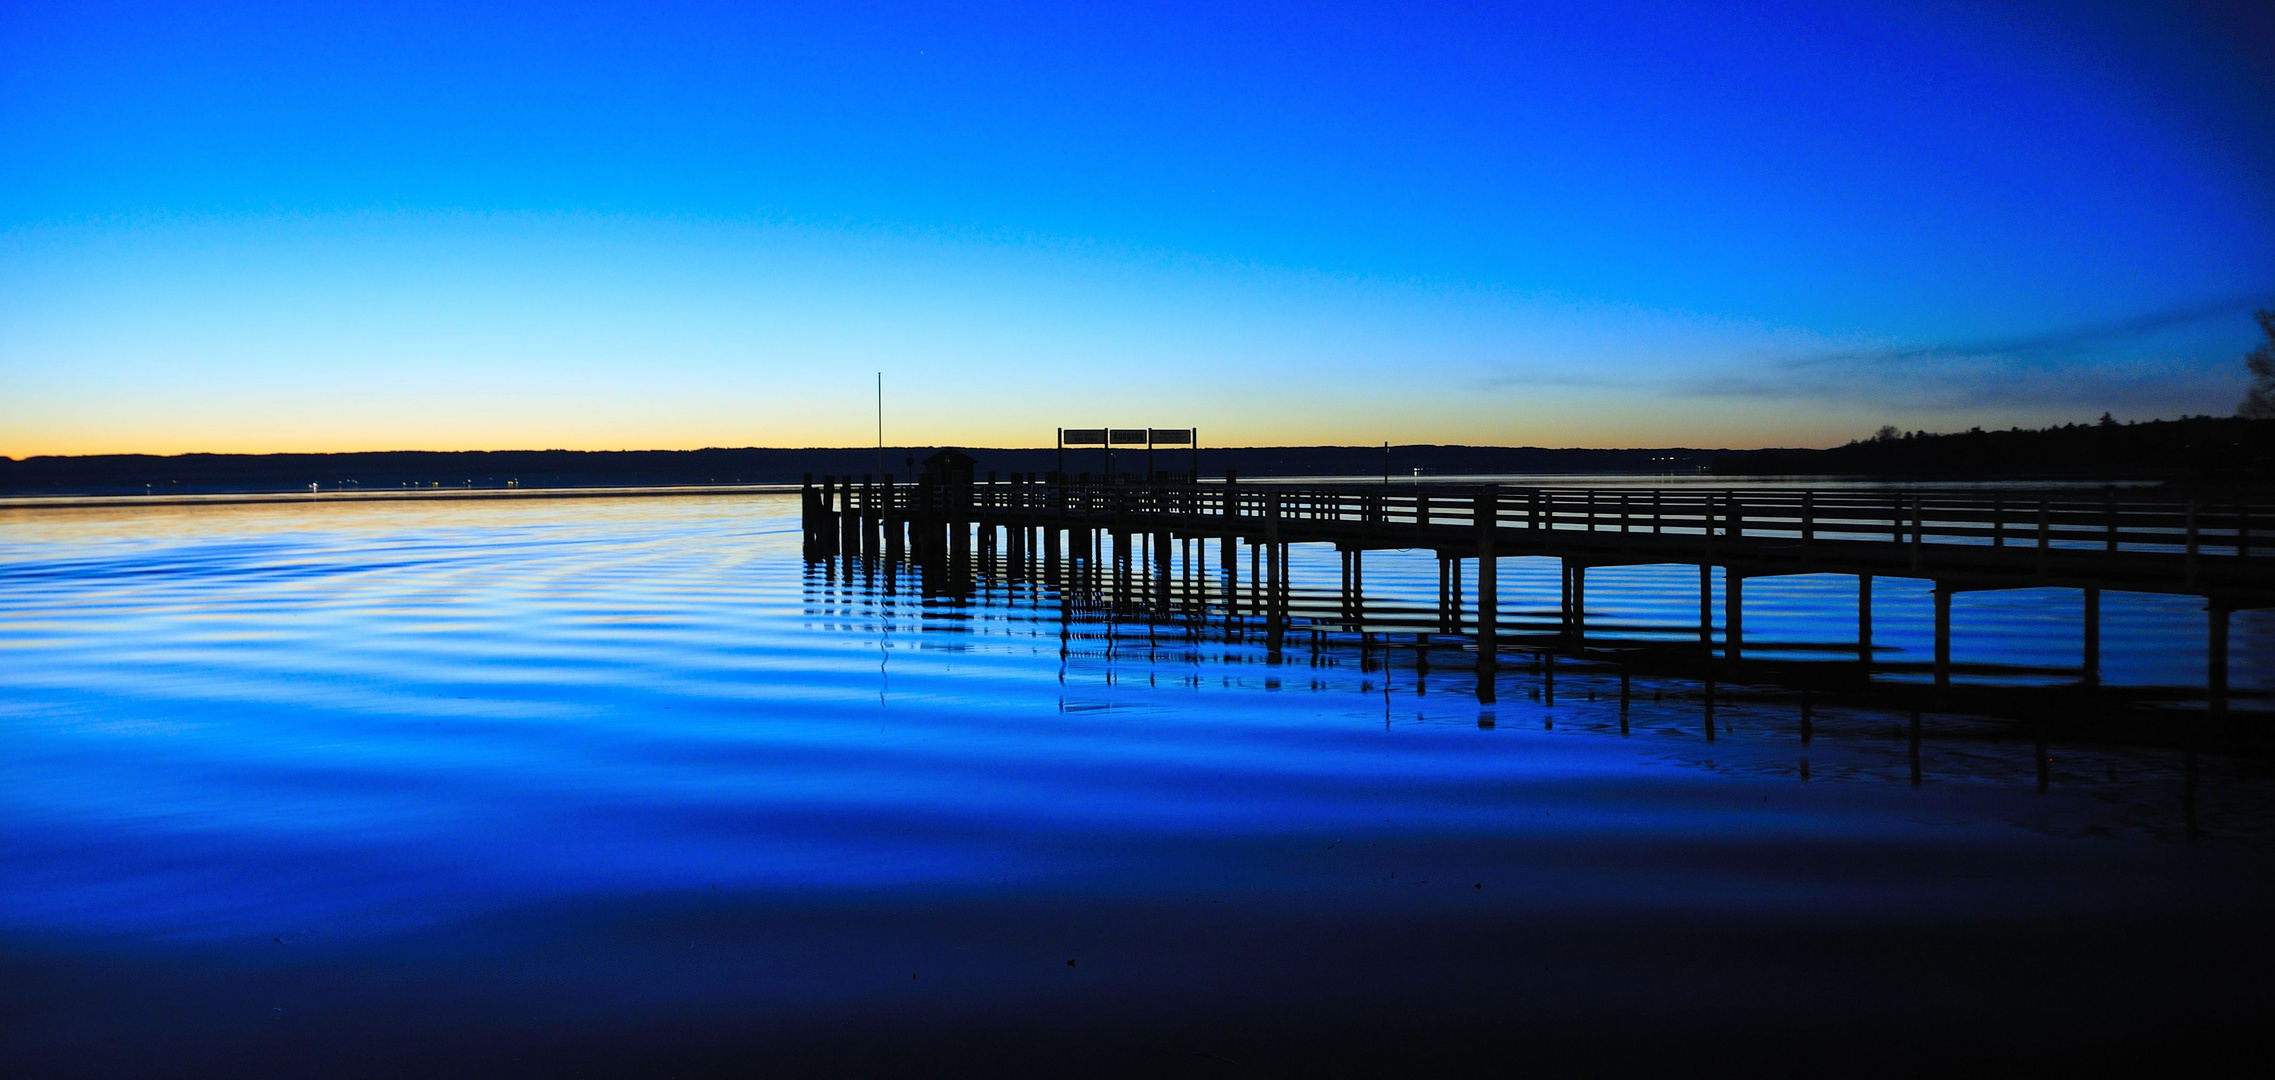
[821,508,2270,711]
[1,493,2269,1074]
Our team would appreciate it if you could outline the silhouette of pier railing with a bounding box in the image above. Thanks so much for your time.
[803,473,2273,712]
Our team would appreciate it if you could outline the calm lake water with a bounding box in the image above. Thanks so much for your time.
[2,493,2269,1075]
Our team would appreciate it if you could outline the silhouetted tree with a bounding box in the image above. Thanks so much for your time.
[2240,307,2275,418]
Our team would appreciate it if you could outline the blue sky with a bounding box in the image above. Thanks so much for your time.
[3,0,2271,454]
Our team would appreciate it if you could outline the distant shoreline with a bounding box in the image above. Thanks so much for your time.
[0,445,1722,498]
[4,418,2271,497]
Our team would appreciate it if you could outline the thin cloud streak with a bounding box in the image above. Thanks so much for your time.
[1781,295,2265,368]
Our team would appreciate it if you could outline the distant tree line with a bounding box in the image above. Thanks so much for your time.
[2240,306,2275,419]
[1712,414,2275,484]
[0,445,1723,497]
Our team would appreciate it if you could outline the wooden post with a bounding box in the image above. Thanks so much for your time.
[1725,568,1742,662]
[801,472,817,548]
[861,475,876,557]
[1266,492,1283,629]
[1698,563,1713,649]
[1352,548,1365,631]
[2105,490,2119,554]
[1157,529,1172,610]
[2209,605,2230,716]
[1933,586,1952,691]
[1278,541,1290,607]
[1475,485,1499,674]
[1909,709,1922,787]
[1559,560,1571,642]
[1801,491,1814,554]
[1248,536,1261,612]
[1437,554,1450,632]
[884,474,904,559]
[1445,554,1462,634]
[1340,549,1353,625]
[1858,573,1873,666]
[1573,563,1587,652]
[2082,587,2100,686]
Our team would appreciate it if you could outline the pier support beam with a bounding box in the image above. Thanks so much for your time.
[1155,530,1171,609]
[1559,561,1572,645]
[1725,569,1743,662]
[2082,587,2100,686]
[1698,564,1712,651]
[1571,563,1586,652]
[1438,555,1452,633]
[1475,486,1499,677]
[2210,605,2230,716]
[1858,574,1873,667]
[1933,586,1953,691]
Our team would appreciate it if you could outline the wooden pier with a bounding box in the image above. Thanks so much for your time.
[804,472,2273,712]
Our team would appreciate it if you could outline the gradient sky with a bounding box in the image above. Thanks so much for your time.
[4,0,2273,455]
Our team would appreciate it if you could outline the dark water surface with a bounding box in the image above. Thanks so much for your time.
[3,494,2269,1076]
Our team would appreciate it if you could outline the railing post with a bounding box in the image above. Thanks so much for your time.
[2105,491,2119,554]
[1991,496,2003,548]
[1801,491,1814,554]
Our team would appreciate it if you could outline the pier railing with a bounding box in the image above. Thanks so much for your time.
[810,476,2273,565]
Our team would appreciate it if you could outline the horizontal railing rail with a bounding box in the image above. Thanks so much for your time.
[803,478,2274,563]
